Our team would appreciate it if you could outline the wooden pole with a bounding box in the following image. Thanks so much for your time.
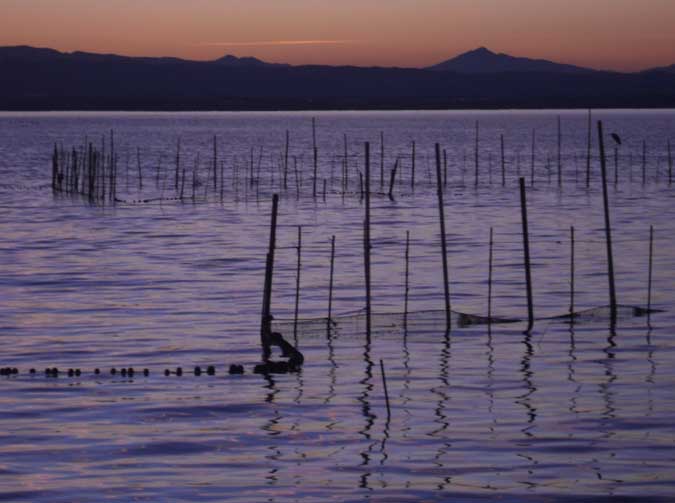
[597,121,617,325]
[213,135,218,190]
[175,138,181,191]
[435,143,451,332]
[380,131,385,190]
[293,225,302,344]
[668,140,672,186]
[557,115,562,187]
[380,359,391,421]
[642,140,647,186]
[488,227,494,323]
[404,230,410,327]
[570,226,575,320]
[364,142,372,339]
[388,158,399,201]
[327,235,335,329]
[260,194,279,359]
[500,134,506,187]
[474,121,479,187]
[411,141,416,191]
[312,118,318,198]
[647,225,654,314]
[519,177,534,333]
[530,129,536,187]
[586,109,592,188]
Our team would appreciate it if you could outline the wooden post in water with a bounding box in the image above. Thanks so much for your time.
[282,130,289,191]
[474,121,480,187]
[530,129,536,187]
[570,226,575,320]
[404,230,410,327]
[519,177,534,333]
[597,121,617,325]
[443,149,448,187]
[642,140,647,185]
[668,140,672,186]
[388,158,399,201]
[557,115,562,187]
[500,134,506,187]
[411,141,416,192]
[380,131,385,190]
[364,142,372,339]
[312,118,318,198]
[647,225,654,318]
[586,109,592,188]
[175,138,181,192]
[327,235,335,330]
[293,225,302,344]
[435,143,451,332]
[380,359,392,421]
[261,194,279,359]
[213,135,218,190]
[488,227,494,323]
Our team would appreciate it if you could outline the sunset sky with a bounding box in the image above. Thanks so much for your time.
[2,0,675,71]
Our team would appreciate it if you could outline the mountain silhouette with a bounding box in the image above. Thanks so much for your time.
[1,45,674,110]
[427,47,597,74]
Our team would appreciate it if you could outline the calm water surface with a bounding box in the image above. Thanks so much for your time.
[1,110,674,502]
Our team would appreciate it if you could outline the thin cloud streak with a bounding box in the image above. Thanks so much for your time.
[197,40,361,47]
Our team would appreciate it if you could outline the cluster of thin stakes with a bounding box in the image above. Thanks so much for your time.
[50,113,674,206]
[259,120,657,353]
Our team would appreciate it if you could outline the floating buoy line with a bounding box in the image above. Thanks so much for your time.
[0,363,300,379]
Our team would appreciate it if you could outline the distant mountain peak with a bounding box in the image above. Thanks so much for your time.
[470,46,495,55]
[213,54,287,68]
[427,47,596,74]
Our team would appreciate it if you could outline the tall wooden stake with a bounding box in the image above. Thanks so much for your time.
[312,118,318,198]
[364,142,372,339]
[668,140,672,186]
[519,177,534,333]
[488,227,494,323]
[380,131,385,190]
[327,235,336,330]
[261,194,279,359]
[435,143,451,332]
[557,115,562,187]
[647,225,654,315]
[586,109,592,188]
[598,121,617,325]
[570,226,575,319]
[293,225,302,344]
[530,129,536,187]
[404,230,410,326]
[500,134,506,187]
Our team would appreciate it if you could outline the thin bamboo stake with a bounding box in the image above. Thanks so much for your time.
[364,142,372,339]
[488,227,494,324]
[293,225,302,344]
[519,177,534,333]
[435,143,451,332]
[598,121,617,325]
[586,109,592,188]
[261,194,279,359]
[380,359,391,420]
[327,235,336,330]
[570,226,575,320]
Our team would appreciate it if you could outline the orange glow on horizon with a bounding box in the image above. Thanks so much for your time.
[1,0,675,71]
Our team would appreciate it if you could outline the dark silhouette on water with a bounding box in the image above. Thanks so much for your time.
[254,332,305,374]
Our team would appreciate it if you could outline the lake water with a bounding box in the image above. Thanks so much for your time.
[1,110,674,502]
